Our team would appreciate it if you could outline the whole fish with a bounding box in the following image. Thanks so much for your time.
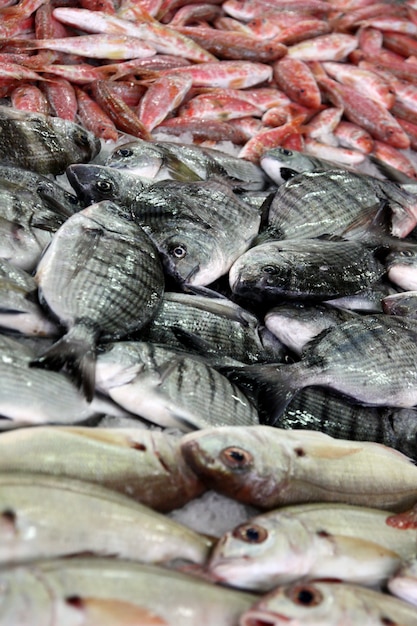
[0,557,256,625]
[267,169,417,240]
[240,580,417,626]
[0,426,204,511]
[0,473,212,565]
[138,292,286,364]
[0,105,100,175]
[31,200,165,401]
[95,341,259,430]
[105,138,267,190]
[229,238,385,302]
[388,557,417,607]
[132,178,261,286]
[180,425,417,511]
[224,314,417,420]
[276,386,417,461]
[208,502,417,590]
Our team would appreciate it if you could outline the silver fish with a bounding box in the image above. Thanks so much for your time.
[180,425,417,511]
[0,426,205,511]
[385,243,417,291]
[383,290,417,317]
[240,580,417,626]
[0,472,212,565]
[229,238,385,302]
[260,146,344,185]
[95,341,259,430]
[133,178,261,286]
[0,557,257,626]
[31,200,165,401]
[226,314,417,420]
[208,502,417,590]
[267,169,417,240]
[0,105,100,175]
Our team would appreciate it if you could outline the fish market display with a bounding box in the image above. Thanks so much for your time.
[4,0,417,622]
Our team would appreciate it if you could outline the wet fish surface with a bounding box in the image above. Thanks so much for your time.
[31,200,165,401]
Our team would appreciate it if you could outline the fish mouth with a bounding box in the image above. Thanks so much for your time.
[241,611,291,625]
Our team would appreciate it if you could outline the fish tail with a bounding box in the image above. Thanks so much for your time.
[30,321,98,402]
[220,363,299,425]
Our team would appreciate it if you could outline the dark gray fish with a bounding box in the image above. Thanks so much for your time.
[95,341,259,431]
[0,165,81,215]
[0,105,100,175]
[382,291,417,317]
[31,200,165,401]
[265,303,355,356]
[223,314,417,421]
[105,138,267,190]
[138,292,285,364]
[229,238,385,302]
[66,163,151,209]
[132,178,261,286]
[385,243,417,291]
[267,169,417,240]
[0,259,58,337]
[276,386,417,461]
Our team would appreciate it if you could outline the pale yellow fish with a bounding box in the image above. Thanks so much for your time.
[180,425,417,511]
[0,557,257,626]
[0,473,212,566]
[0,426,205,511]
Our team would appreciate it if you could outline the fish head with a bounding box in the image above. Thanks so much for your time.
[260,147,317,184]
[105,141,165,179]
[382,292,417,317]
[157,230,226,287]
[229,244,292,302]
[386,246,417,292]
[208,515,309,591]
[51,117,101,164]
[240,581,345,626]
[66,164,146,208]
[180,426,291,507]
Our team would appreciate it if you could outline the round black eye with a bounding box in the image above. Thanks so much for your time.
[232,523,268,543]
[400,249,415,257]
[116,148,133,157]
[74,130,90,147]
[95,180,113,193]
[262,265,277,274]
[279,148,293,156]
[169,244,187,259]
[286,584,323,607]
[220,446,253,470]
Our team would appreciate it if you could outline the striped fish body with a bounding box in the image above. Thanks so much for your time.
[268,169,417,240]
[32,201,165,400]
[95,341,259,430]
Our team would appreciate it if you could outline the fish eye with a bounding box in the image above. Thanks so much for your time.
[232,523,268,543]
[74,130,90,147]
[285,583,323,607]
[279,148,293,156]
[169,244,187,259]
[220,446,253,470]
[95,180,113,193]
[115,148,133,157]
[400,249,415,257]
[262,265,277,275]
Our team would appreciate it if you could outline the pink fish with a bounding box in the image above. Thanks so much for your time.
[304,136,366,165]
[75,85,118,142]
[138,73,192,130]
[334,120,374,153]
[41,77,77,121]
[145,61,273,89]
[238,114,306,162]
[178,92,263,121]
[286,33,358,61]
[322,61,396,109]
[10,82,49,114]
[273,57,322,109]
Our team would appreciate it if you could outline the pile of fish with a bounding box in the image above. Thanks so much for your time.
[3,0,417,177]
[3,0,417,622]
[1,91,417,624]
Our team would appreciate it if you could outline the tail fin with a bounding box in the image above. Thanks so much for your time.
[30,322,98,402]
[219,363,299,425]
